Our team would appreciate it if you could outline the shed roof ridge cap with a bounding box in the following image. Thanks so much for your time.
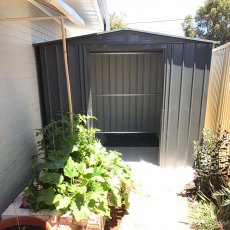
[94,28,219,44]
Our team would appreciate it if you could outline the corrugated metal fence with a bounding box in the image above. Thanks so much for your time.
[205,43,230,131]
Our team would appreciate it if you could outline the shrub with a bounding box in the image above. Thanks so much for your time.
[189,127,230,229]
[189,200,220,230]
[23,115,132,221]
[193,127,230,199]
[213,183,230,229]
[196,182,230,230]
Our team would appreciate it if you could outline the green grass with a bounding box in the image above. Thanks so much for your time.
[189,201,221,230]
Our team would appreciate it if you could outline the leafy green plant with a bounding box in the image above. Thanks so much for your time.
[187,127,230,229]
[197,183,230,230]
[193,127,230,199]
[213,183,230,229]
[189,200,221,230]
[215,183,230,207]
[23,114,132,222]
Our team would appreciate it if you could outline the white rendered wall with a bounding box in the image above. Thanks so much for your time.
[0,0,68,214]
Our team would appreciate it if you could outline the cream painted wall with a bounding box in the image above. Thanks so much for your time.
[0,0,68,214]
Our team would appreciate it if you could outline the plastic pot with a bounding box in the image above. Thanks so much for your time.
[0,216,51,229]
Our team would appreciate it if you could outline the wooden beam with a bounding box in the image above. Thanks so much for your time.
[60,16,74,132]
[0,16,66,22]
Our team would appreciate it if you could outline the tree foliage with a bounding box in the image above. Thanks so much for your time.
[182,0,230,44]
[181,15,197,38]
[109,13,127,30]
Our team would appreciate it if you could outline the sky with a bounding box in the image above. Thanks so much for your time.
[107,0,205,36]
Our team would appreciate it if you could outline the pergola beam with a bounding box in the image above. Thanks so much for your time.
[0,15,66,22]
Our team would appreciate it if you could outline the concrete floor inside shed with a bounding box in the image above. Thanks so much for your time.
[107,147,159,165]
[106,147,193,230]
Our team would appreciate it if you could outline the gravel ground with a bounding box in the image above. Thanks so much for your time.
[119,162,194,230]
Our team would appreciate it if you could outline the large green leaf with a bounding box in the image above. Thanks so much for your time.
[39,159,67,169]
[40,173,64,185]
[109,187,122,207]
[97,202,110,217]
[78,162,87,174]
[56,196,71,210]
[107,175,120,188]
[70,197,91,221]
[92,175,105,183]
[37,187,56,205]
[71,205,91,222]
[56,183,68,193]
[72,144,79,152]
[67,184,87,194]
[47,152,69,160]
[64,157,79,178]
[91,183,105,194]
[74,193,84,208]
[123,191,130,210]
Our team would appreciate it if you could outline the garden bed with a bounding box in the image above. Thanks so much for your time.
[2,115,132,230]
[2,193,105,230]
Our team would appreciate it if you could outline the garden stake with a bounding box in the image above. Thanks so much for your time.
[61,16,74,133]
[13,202,21,230]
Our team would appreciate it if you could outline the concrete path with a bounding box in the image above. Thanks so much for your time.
[108,147,193,230]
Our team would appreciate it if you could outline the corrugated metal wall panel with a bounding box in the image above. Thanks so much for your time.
[205,43,230,132]
[37,44,88,125]
[68,45,82,115]
[176,43,196,166]
[165,44,184,166]
[161,43,211,167]
[186,44,209,165]
[90,52,164,134]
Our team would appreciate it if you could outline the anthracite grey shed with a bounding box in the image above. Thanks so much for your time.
[34,29,216,167]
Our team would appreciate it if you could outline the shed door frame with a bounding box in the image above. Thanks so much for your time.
[90,51,164,135]
[85,44,167,166]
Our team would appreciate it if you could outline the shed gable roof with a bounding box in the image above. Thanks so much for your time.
[72,28,218,44]
[34,28,219,46]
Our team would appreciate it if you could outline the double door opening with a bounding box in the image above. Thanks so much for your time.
[89,52,164,163]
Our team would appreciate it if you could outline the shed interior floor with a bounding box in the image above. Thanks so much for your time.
[106,147,159,165]
[97,133,159,147]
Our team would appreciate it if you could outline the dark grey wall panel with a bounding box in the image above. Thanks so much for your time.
[90,52,164,133]
[160,42,212,167]
[67,45,83,114]
[165,44,184,166]
[36,44,87,125]
[176,43,196,167]
[186,44,211,166]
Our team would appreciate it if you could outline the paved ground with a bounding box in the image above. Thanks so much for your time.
[108,147,193,230]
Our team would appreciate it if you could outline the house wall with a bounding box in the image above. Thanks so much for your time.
[0,0,67,214]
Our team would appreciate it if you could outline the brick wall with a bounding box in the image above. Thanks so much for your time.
[0,0,69,214]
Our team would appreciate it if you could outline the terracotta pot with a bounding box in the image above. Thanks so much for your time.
[0,216,52,229]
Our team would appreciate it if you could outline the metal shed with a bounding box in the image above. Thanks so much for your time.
[34,29,215,167]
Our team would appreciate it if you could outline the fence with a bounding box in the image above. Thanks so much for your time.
[205,43,230,132]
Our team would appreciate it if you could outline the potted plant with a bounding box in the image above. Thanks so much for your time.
[21,114,132,228]
[0,216,51,229]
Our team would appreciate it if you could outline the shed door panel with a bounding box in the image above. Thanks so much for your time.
[90,52,163,133]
